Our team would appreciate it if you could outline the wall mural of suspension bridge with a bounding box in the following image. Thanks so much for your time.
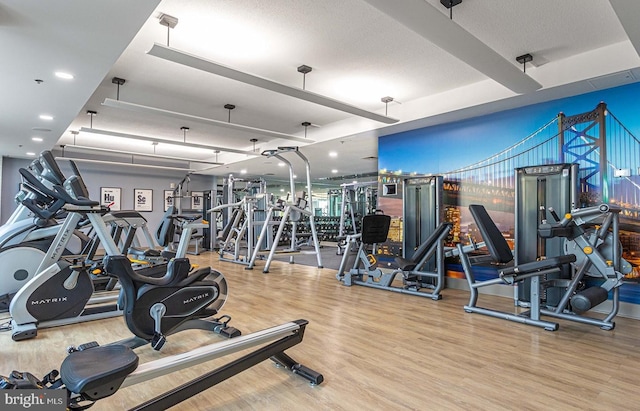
[378,81,640,304]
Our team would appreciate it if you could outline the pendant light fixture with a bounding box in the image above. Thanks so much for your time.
[78,127,257,156]
[145,15,398,124]
[147,43,399,124]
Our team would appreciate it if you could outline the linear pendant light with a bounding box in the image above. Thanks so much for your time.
[62,144,223,165]
[56,157,194,172]
[102,98,313,143]
[146,43,399,124]
[361,0,542,94]
[79,127,258,157]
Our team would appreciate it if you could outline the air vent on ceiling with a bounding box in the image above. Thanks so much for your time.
[362,156,378,160]
[587,70,637,90]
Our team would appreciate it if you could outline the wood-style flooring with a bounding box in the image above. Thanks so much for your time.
[1,252,639,410]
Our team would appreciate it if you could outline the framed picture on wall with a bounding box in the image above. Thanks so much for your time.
[134,188,153,212]
[191,191,204,211]
[164,190,174,212]
[100,187,121,211]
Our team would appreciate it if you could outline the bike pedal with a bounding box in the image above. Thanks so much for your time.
[219,326,241,338]
[151,334,166,351]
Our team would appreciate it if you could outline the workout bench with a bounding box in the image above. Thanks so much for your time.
[337,213,453,300]
[459,204,624,331]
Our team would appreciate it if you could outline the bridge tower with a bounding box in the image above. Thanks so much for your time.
[558,102,608,205]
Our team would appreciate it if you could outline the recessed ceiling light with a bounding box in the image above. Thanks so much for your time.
[280,188,285,192]
[39,114,53,120]
[329,151,338,158]
[331,169,338,173]
[278,162,285,167]
[55,71,74,79]
[26,152,36,156]
[32,137,43,142]
[240,169,247,174]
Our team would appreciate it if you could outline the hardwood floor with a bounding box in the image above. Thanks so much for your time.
[1,253,639,410]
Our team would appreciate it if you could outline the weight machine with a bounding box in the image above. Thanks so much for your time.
[164,174,211,254]
[459,203,628,331]
[514,163,578,306]
[336,176,455,300]
[334,181,378,254]
[336,212,453,299]
[212,195,265,266]
[247,147,323,273]
[209,175,268,266]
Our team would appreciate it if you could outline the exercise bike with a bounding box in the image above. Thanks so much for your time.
[0,151,68,247]
[0,153,157,310]
[0,152,90,310]
[1,178,323,410]
[8,171,236,345]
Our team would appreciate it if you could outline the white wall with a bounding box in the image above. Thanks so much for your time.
[1,156,216,239]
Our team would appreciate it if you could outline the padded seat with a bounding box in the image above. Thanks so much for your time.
[109,210,147,219]
[468,204,578,276]
[174,213,202,222]
[61,345,138,399]
[394,223,453,271]
[499,254,576,277]
[128,246,161,258]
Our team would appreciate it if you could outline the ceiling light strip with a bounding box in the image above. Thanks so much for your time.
[79,127,257,157]
[55,156,194,172]
[361,0,542,94]
[63,144,223,165]
[102,98,313,144]
[146,43,399,124]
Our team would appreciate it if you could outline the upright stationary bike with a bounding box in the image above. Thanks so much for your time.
[8,171,236,346]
